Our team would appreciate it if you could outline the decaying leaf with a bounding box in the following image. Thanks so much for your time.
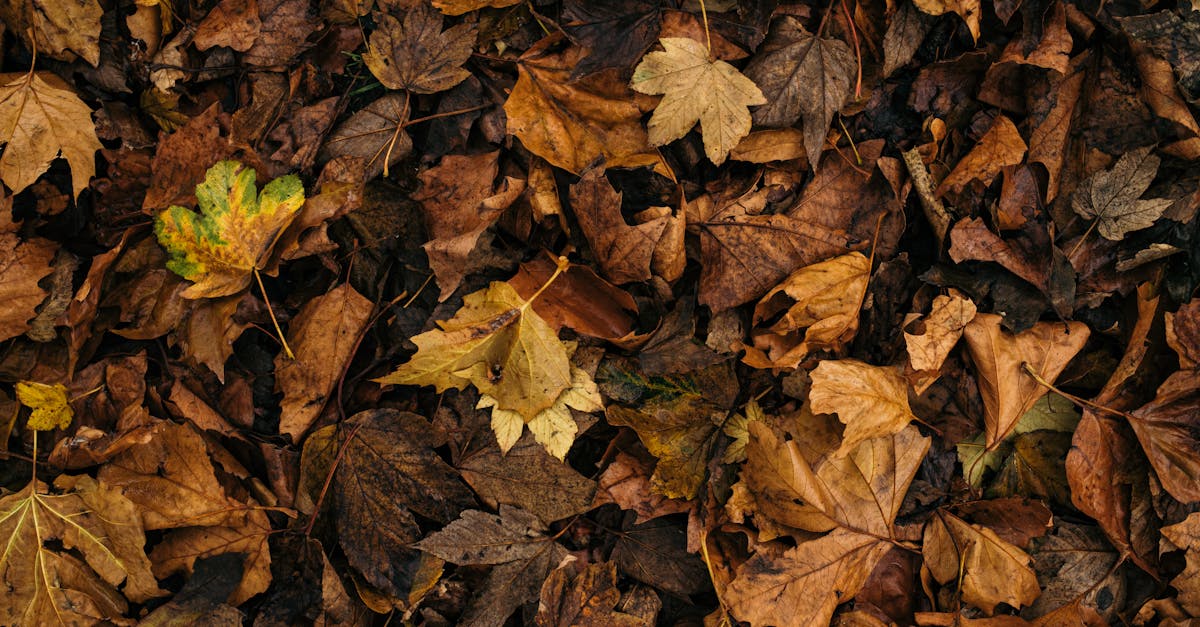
[0,0,102,65]
[0,71,102,198]
[630,37,766,164]
[536,561,646,627]
[363,4,474,94]
[154,160,306,299]
[809,359,918,456]
[1071,146,1173,241]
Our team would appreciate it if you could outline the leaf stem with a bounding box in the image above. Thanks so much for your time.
[522,255,570,309]
[699,0,712,57]
[1021,362,1132,420]
[253,267,295,360]
[1066,219,1098,262]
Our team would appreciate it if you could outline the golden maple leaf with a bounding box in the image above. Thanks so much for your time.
[154,160,305,299]
[630,37,765,165]
[0,71,102,198]
[14,381,72,431]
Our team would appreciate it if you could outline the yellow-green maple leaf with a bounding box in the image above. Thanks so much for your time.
[14,381,72,431]
[374,280,572,421]
[154,161,305,299]
[479,366,603,460]
[630,37,765,165]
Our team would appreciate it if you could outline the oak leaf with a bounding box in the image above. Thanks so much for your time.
[962,314,1089,450]
[810,359,918,456]
[154,160,306,299]
[0,475,163,625]
[374,279,572,421]
[1071,146,1173,241]
[15,381,72,431]
[363,5,474,93]
[0,71,103,198]
[923,511,1041,613]
[630,37,766,165]
[742,17,856,168]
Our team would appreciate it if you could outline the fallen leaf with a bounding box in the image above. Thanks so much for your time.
[363,4,474,93]
[15,381,72,431]
[742,17,856,168]
[536,561,645,627]
[630,37,766,164]
[1166,297,1200,369]
[1127,371,1200,503]
[154,160,306,299]
[1027,522,1124,622]
[1161,513,1200,615]
[320,93,413,181]
[432,0,520,15]
[958,392,1080,489]
[904,293,977,373]
[275,283,373,441]
[375,277,572,421]
[962,314,1089,449]
[504,34,661,174]
[480,365,602,460]
[742,252,870,369]
[592,451,692,522]
[912,0,981,40]
[508,254,639,341]
[562,0,663,78]
[241,0,320,67]
[0,474,163,625]
[569,168,677,284]
[142,104,231,212]
[612,516,710,596]
[1071,146,1173,241]
[0,71,103,198]
[810,359,918,456]
[923,510,1041,613]
[193,0,261,52]
[947,217,1075,320]
[936,115,1026,197]
[150,508,273,605]
[0,0,102,64]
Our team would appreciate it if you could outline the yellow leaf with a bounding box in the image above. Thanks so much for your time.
[923,511,1041,613]
[431,0,520,15]
[0,0,102,65]
[809,359,918,456]
[15,381,72,431]
[375,281,572,420]
[0,71,102,198]
[630,37,766,165]
[153,160,306,299]
[478,366,603,460]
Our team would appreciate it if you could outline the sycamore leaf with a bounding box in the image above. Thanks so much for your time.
[536,561,645,627]
[154,160,306,299]
[742,17,856,169]
[630,37,766,165]
[363,5,474,94]
[0,475,163,625]
[721,399,763,464]
[923,511,1042,613]
[0,71,102,198]
[810,359,918,456]
[15,381,72,431]
[479,366,603,460]
[1071,146,1173,241]
[375,280,572,420]
[0,0,102,65]
[431,0,520,15]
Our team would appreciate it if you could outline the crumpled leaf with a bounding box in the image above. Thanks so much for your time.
[0,71,103,198]
[0,475,164,626]
[15,381,72,431]
[923,511,1042,614]
[742,252,870,369]
[1071,146,1173,241]
[375,279,572,421]
[0,0,102,65]
[1127,370,1200,503]
[936,115,1026,197]
[963,314,1089,450]
[479,365,603,460]
[536,560,645,627]
[630,37,766,165]
[363,4,474,94]
[911,0,980,40]
[154,160,306,299]
[810,360,918,456]
[742,17,856,169]
[570,168,681,285]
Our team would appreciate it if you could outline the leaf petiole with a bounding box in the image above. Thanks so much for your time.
[253,267,295,360]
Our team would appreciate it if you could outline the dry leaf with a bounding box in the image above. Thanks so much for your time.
[0,71,102,198]
[570,168,677,284]
[905,293,977,373]
[363,5,474,93]
[936,115,1026,197]
[432,0,520,15]
[911,0,981,40]
[193,0,261,52]
[480,365,602,460]
[1127,371,1200,503]
[320,93,413,181]
[742,17,856,168]
[630,37,766,165]
[1161,513,1200,615]
[1071,146,1173,241]
[923,511,1041,613]
[15,381,72,431]
[154,160,306,299]
[536,561,645,627]
[0,0,102,65]
[810,360,919,456]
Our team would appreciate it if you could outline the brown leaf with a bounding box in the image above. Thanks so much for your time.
[504,34,661,174]
[1166,297,1200,369]
[592,452,692,523]
[911,0,980,40]
[612,517,709,596]
[432,0,520,15]
[0,208,57,343]
[194,0,261,52]
[509,254,638,341]
[143,104,232,212]
[363,4,474,93]
[730,128,808,164]
[904,293,977,377]
[1127,371,1200,503]
[242,0,319,67]
[923,510,1041,613]
[962,314,1090,449]
[150,508,273,606]
[275,283,373,441]
[536,561,646,627]
[743,17,856,168]
[727,528,893,627]
[1161,513,1200,616]
[937,115,1026,197]
[570,168,675,284]
[0,71,103,198]
[320,93,413,182]
[810,360,919,456]
[0,0,101,64]
[562,0,662,79]
[1026,522,1124,622]
[1071,146,1173,241]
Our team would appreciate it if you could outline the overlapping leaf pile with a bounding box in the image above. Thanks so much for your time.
[1,0,1200,625]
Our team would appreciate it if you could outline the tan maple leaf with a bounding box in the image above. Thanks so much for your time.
[363,4,474,94]
[809,359,918,456]
[631,37,766,165]
[0,71,102,198]
[0,0,102,65]
[1072,146,1173,241]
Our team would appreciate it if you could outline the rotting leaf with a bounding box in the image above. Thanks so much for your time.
[363,4,475,94]
[1071,146,1173,242]
[630,37,766,165]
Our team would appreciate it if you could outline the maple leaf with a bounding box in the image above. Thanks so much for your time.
[374,271,572,421]
[536,561,646,627]
[15,381,72,431]
[742,17,856,169]
[363,4,475,94]
[0,0,102,65]
[0,71,102,198]
[630,37,766,165]
[431,0,520,15]
[480,366,603,460]
[809,359,919,456]
[0,474,163,625]
[1071,146,1173,241]
[904,293,977,373]
[154,160,305,299]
